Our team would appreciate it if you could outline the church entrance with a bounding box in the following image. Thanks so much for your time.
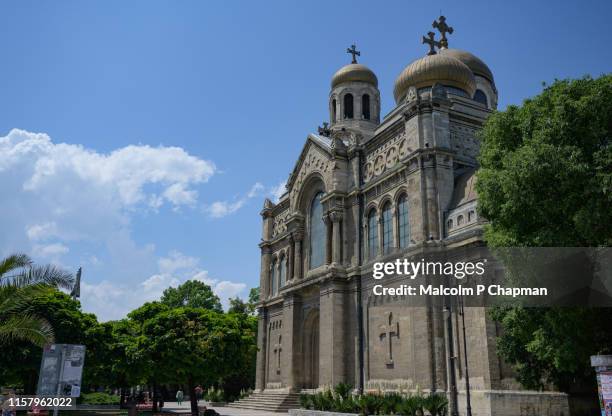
[302,309,319,389]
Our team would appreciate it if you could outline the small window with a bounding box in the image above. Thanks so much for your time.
[447,219,453,230]
[398,195,409,248]
[279,255,286,288]
[382,202,393,254]
[367,209,378,259]
[270,259,277,296]
[332,99,337,122]
[468,210,475,222]
[457,215,464,226]
[344,94,354,119]
[474,89,488,107]
[362,94,370,120]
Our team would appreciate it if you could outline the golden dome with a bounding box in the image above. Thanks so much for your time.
[438,48,494,84]
[393,53,476,103]
[331,63,378,89]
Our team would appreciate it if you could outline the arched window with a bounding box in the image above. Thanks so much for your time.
[468,210,475,222]
[367,209,378,260]
[397,195,409,248]
[279,255,286,288]
[474,89,488,107]
[447,219,453,230]
[382,202,393,254]
[309,192,326,269]
[457,215,464,226]
[270,259,277,296]
[344,94,354,119]
[332,99,337,122]
[362,94,370,120]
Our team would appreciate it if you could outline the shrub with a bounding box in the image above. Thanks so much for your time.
[204,387,225,402]
[356,393,383,416]
[299,393,312,409]
[380,392,404,414]
[422,393,448,416]
[397,395,425,416]
[333,382,353,400]
[80,392,120,405]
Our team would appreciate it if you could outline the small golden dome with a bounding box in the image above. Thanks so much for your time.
[393,53,476,103]
[438,48,494,84]
[331,63,378,89]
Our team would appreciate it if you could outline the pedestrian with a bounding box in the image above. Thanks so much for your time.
[195,385,203,404]
[176,389,184,406]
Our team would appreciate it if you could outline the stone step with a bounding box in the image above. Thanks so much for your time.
[227,392,301,412]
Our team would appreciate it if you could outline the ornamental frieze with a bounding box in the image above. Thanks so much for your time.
[272,209,291,238]
[364,131,411,183]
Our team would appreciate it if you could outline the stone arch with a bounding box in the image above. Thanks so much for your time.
[302,308,320,389]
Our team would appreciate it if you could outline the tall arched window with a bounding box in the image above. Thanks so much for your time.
[398,195,409,248]
[279,255,286,288]
[382,202,393,254]
[367,209,378,260]
[332,99,337,122]
[474,89,488,107]
[309,192,326,269]
[270,259,277,296]
[362,94,370,120]
[344,94,354,119]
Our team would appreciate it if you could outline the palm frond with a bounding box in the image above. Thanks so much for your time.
[0,284,53,316]
[0,314,55,346]
[2,265,74,289]
[0,254,32,279]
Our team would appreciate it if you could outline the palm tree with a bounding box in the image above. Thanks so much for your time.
[0,253,74,346]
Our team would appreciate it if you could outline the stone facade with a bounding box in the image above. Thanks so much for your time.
[254,34,569,416]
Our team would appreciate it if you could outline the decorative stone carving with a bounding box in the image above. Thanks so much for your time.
[272,210,291,238]
[379,311,399,366]
[273,334,282,374]
[364,131,411,184]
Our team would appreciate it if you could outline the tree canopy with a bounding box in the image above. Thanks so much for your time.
[477,75,612,392]
[160,280,222,312]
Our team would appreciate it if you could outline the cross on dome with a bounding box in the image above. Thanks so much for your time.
[433,15,454,49]
[346,44,360,64]
[422,31,441,55]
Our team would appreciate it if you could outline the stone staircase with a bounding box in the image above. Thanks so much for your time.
[227,391,301,413]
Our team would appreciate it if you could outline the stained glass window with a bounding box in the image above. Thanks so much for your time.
[398,195,409,248]
[368,209,378,259]
[382,202,393,254]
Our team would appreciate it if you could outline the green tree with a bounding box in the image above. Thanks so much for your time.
[160,280,222,311]
[228,297,248,314]
[0,253,74,346]
[0,289,94,393]
[477,75,612,392]
[139,307,252,415]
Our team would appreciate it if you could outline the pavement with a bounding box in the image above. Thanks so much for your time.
[162,401,287,416]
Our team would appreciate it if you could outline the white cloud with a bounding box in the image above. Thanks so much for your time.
[79,250,248,320]
[270,180,287,202]
[205,182,265,218]
[32,242,69,258]
[157,250,199,274]
[0,128,215,277]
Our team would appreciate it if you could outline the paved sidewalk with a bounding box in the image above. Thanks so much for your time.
[162,401,287,416]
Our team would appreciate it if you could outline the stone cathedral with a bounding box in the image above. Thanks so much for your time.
[251,17,569,416]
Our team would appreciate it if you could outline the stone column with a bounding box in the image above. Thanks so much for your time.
[324,214,332,265]
[293,231,303,280]
[330,211,343,265]
[287,235,294,282]
[254,308,268,392]
[260,244,272,299]
[378,215,384,257]
[319,280,346,386]
[282,294,302,391]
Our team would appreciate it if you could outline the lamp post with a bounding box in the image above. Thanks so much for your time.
[443,297,459,416]
[458,293,472,416]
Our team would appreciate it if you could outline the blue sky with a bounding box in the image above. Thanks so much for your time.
[1,0,610,320]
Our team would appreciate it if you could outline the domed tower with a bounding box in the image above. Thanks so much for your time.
[329,44,380,132]
[438,48,498,109]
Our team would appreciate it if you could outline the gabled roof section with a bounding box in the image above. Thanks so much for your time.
[286,133,333,191]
